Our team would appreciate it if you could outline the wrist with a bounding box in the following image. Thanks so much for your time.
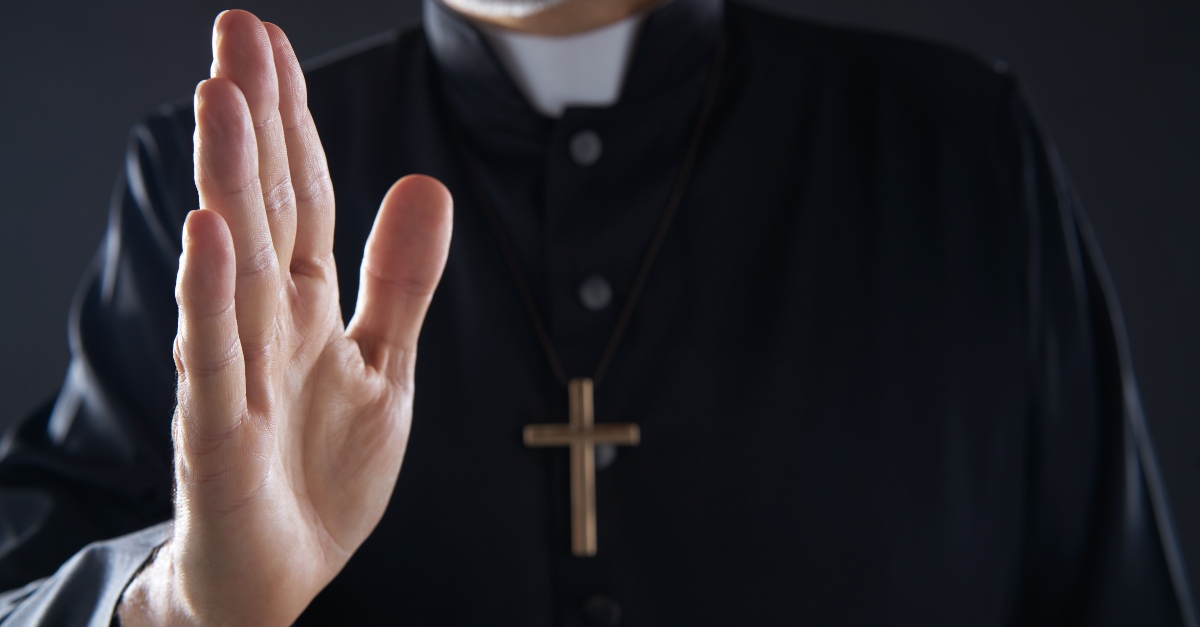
[117,541,197,627]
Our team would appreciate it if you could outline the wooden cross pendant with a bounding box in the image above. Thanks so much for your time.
[523,378,640,557]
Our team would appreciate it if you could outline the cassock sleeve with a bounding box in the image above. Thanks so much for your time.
[0,522,170,627]
[0,104,195,617]
[1010,84,1197,625]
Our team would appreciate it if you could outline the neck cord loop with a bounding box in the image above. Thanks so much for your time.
[444,30,727,389]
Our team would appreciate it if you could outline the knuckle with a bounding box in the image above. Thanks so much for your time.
[175,397,249,456]
[181,330,242,378]
[281,106,313,133]
[210,173,260,203]
[240,327,276,364]
[238,301,286,354]
[237,237,280,280]
[261,173,296,217]
[363,264,435,298]
[252,108,280,133]
[291,161,334,207]
[182,291,236,323]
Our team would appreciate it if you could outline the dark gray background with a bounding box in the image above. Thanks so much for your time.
[0,0,1196,603]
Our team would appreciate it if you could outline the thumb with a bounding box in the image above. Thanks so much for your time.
[346,175,453,379]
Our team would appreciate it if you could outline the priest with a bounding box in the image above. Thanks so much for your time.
[0,0,1193,624]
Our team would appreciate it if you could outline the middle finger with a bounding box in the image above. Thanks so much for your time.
[212,10,298,276]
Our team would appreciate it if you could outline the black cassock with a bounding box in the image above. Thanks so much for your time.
[0,0,1192,624]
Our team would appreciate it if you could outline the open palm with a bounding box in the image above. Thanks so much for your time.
[121,10,452,626]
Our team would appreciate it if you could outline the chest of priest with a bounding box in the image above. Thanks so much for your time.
[293,2,1145,622]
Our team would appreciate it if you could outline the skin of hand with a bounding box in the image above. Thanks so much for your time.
[115,10,453,626]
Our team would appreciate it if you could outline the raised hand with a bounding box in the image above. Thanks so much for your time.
[118,10,452,626]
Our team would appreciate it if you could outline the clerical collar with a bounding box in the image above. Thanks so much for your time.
[423,0,723,125]
[473,16,643,118]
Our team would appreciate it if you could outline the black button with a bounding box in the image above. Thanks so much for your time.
[595,444,617,470]
[578,274,613,311]
[583,594,622,627]
[569,129,603,166]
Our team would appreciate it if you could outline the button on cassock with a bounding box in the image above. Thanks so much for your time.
[578,274,613,311]
[569,129,603,166]
[583,594,623,627]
